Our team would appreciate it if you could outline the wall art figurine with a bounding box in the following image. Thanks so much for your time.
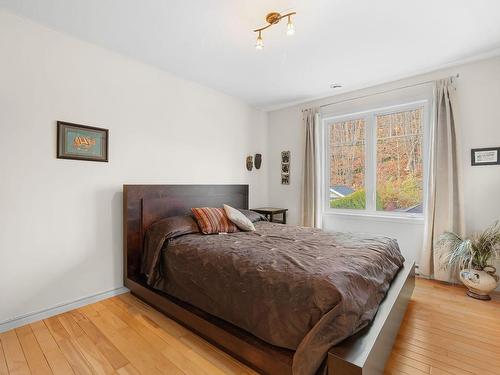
[281,151,290,185]
[246,155,254,171]
[255,153,262,169]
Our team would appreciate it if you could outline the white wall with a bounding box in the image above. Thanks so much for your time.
[0,10,268,324]
[268,56,500,265]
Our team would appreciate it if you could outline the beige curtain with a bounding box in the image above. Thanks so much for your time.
[420,78,465,281]
[301,108,321,228]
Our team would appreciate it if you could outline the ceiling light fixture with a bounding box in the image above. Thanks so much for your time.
[255,30,264,50]
[286,15,296,36]
[254,11,296,49]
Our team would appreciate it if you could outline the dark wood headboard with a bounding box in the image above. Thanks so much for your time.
[123,184,249,282]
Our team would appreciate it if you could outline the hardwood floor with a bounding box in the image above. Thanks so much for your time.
[1,278,499,375]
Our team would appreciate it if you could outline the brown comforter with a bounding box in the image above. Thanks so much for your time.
[143,220,404,375]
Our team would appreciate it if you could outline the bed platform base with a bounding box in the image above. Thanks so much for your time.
[123,184,415,375]
[126,276,295,374]
[327,261,414,375]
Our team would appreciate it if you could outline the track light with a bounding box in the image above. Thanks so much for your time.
[253,11,296,49]
[255,30,264,50]
[286,15,295,36]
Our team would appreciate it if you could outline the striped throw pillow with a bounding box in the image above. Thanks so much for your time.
[191,207,239,234]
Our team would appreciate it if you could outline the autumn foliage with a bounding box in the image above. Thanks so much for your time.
[329,108,423,212]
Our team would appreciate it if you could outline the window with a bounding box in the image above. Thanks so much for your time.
[323,101,428,218]
[328,118,366,209]
[376,108,424,213]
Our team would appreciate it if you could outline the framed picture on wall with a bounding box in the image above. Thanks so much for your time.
[281,151,290,163]
[471,147,500,166]
[57,121,109,162]
[281,174,290,185]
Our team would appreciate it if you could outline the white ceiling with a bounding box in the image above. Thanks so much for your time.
[1,0,500,110]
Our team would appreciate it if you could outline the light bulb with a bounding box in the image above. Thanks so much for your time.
[286,17,295,36]
[255,33,264,50]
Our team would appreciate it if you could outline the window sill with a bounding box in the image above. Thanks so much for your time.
[323,210,425,223]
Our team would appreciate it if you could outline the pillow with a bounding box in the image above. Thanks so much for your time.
[238,209,269,223]
[223,204,255,231]
[191,207,239,234]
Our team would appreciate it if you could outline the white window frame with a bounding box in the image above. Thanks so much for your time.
[321,99,431,222]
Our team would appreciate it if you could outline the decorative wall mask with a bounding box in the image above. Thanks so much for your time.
[281,151,290,185]
[255,153,262,169]
[246,155,254,171]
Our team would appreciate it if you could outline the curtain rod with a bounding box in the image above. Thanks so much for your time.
[318,74,459,109]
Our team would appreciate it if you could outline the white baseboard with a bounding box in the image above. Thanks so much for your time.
[0,286,129,333]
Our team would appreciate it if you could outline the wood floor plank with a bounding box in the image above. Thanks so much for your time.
[429,367,455,375]
[0,330,31,375]
[2,279,499,375]
[115,363,141,375]
[388,352,431,373]
[96,302,187,375]
[68,310,128,370]
[44,318,92,375]
[178,333,258,375]
[118,294,257,375]
[397,326,500,366]
[385,279,500,375]
[114,295,257,375]
[30,321,74,375]
[78,304,183,375]
[0,340,9,375]
[399,330,500,371]
[101,298,219,375]
[386,363,429,375]
[385,353,430,375]
[409,296,500,328]
[57,314,114,375]
[405,314,499,340]
[15,326,52,375]
[399,322,500,355]
[393,342,477,375]
[117,294,191,339]
[396,332,500,370]
[406,306,500,338]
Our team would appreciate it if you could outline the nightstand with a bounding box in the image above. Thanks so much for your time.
[251,208,288,224]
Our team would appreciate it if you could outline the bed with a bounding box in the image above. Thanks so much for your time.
[123,184,415,375]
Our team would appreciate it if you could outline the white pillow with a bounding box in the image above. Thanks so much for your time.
[223,204,255,231]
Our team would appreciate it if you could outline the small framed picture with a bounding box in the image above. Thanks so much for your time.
[57,121,108,162]
[281,163,290,173]
[281,174,290,185]
[471,147,500,166]
[281,151,290,163]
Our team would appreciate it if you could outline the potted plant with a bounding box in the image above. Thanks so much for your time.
[438,221,500,300]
